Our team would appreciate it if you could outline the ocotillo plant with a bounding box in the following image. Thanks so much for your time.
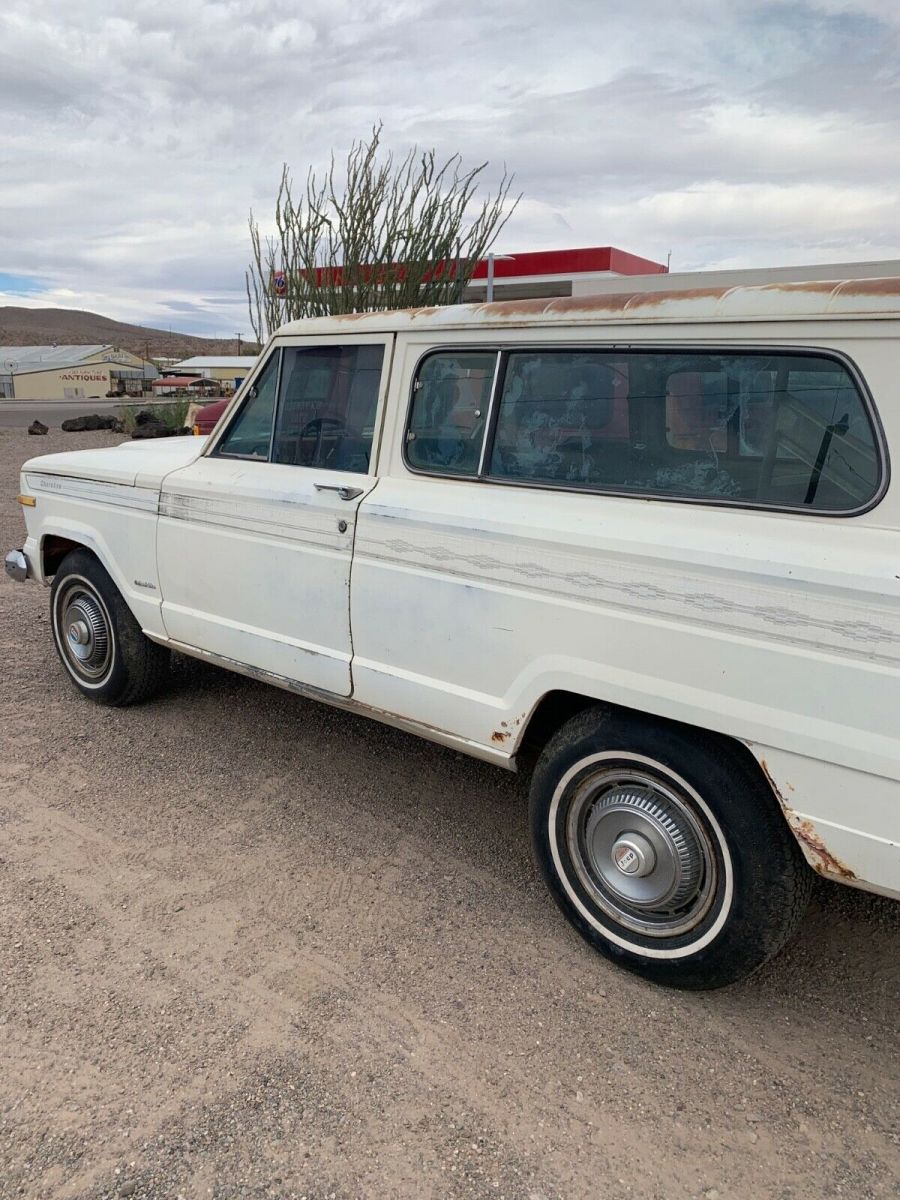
[246,124,519,341]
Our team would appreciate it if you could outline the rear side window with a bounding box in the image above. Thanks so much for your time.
[406,347,882,513]
[406,351,497,476]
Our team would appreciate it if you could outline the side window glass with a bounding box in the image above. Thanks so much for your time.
[272,344,383,472]
[216,351,280,459]
[488,350,880,512]
[489,352,627,486]
[406,351,497,476]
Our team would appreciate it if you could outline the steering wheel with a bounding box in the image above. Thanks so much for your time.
[299,417,345,466]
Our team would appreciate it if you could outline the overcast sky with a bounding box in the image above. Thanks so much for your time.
[2,0,899,337]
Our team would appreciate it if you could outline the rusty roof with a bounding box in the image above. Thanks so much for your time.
[274,275,900,338]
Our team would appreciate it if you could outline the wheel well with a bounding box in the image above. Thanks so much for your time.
[514,690,599,776]
[514,689,771,794]
[42,535,90,578]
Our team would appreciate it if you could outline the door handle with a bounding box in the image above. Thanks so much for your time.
[314,483,364,501]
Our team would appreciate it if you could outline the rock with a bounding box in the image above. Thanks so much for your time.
[27,420,48,435]
[131,423,170,439]
[130,424,190,440]
[61,414,124,433]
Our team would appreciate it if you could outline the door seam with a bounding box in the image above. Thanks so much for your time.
[346,477,381,697]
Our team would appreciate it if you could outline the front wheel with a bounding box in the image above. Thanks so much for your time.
[50,549,169,706]
[529,707,813,989]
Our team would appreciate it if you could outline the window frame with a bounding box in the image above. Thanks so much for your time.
[271,340,387,473]
[208,347,283,462]
[401,342,889,518]
[402,345,504,481]
[207,334,392,472]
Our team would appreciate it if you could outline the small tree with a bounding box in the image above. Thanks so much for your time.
[246,124,519,342]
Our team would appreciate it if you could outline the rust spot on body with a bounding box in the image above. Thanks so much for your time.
[283,271,900,328]
[478,297,558,318]
[759,758,787,805]
[760,279,840,295]
[760,759,856,880]
[328,304,445,321]
[613,286,731,308]
[491,729,511,743]
[833,276,900,297]
[790,818,857,879]
[478,287,734,320]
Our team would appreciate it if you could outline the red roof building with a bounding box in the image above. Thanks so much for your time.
[463,246,668,303]
[272,246,667,304]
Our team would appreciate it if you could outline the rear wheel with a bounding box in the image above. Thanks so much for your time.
[50,549,169,706]
[529,707,812,989]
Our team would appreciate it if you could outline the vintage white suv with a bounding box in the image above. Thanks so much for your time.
[8,280,900,989]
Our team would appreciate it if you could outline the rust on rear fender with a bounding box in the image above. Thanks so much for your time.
[759,759,856,880]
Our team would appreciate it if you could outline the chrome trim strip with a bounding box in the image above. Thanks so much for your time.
[268,346,284,462]
[157,490,354,552]
[477,351,504,476]
[25,474,159,512]
[144,632,514,769]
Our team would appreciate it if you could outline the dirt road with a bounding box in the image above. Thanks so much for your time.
[1,427,897,1200]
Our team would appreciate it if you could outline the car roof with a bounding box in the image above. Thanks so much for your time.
[274,276,900,338]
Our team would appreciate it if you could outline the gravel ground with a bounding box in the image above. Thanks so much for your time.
[1,427,898,1200]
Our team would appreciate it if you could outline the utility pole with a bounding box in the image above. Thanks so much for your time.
[236,333,242,356]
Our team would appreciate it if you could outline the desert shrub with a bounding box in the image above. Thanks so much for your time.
[118,398,191,433]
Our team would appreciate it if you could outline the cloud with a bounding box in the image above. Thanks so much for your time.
[1,0,899,334]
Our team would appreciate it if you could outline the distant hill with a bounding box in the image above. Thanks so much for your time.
[0,306,260,360]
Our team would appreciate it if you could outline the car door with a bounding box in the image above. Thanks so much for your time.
[156,335,391,697]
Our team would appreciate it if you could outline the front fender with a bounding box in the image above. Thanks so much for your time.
[25,502,165,639]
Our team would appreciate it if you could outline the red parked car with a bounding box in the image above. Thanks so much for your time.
[192,398,229,436]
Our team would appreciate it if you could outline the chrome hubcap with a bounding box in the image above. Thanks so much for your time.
[57,585,112,680]
[566,768,717,937]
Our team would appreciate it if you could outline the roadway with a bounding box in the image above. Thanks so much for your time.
[0,398,178,429]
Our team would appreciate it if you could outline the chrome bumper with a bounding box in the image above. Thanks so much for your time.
[4,549,28,582]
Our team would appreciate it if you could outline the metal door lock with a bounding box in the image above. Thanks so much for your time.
[337,519,348,533]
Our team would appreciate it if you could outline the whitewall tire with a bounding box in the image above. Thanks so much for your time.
[529,707,813,989]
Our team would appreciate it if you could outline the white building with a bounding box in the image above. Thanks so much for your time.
[0,345,157,400]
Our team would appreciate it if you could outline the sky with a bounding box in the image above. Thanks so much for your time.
[1,0,900,337]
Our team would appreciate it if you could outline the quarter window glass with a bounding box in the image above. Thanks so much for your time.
[406,351,497,476]
[488,350,879,511]
[272,344,384,472]
[216,352,279,459]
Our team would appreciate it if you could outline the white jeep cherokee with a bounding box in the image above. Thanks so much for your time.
[8,283,900,989]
